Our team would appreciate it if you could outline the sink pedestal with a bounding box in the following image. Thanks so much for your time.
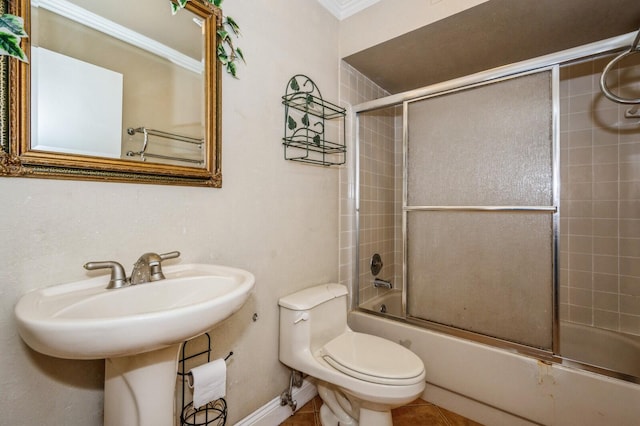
[104,344,181,426]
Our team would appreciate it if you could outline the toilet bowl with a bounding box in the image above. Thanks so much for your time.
[279,284,425,426]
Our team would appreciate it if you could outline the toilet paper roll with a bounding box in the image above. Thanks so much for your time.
[188,358,227,409]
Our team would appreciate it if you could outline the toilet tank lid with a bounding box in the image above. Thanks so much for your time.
[278,284,348,310]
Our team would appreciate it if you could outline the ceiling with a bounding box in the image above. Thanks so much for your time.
[343,0,640,94]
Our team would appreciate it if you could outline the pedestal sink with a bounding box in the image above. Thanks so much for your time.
[14,263,255,426]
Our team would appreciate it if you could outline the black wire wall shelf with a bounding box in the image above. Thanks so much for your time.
[282,74,346,166]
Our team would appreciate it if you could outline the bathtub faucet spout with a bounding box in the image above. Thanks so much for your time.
[373,278,393,289]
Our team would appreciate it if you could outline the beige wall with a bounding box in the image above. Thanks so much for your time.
[1,1,339,424]
[339,0,489,57]
[70,0,201,59]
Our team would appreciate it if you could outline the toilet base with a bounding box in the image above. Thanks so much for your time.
[318,402,393,426]
[317,383,393,426]
[319,404,340,426]
[359,407,393,426]
[318,383,357,425]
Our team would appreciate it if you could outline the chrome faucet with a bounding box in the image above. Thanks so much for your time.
[84,250,180,289]
[373,277,393,289]
[130,251,180,285]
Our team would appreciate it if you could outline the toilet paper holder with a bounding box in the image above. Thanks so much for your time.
[185,351,233,387]
[178,332,233,426]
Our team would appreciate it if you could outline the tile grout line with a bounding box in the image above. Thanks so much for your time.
[436,406,454,426]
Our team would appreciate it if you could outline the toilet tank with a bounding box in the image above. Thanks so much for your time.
[279,284,348,366]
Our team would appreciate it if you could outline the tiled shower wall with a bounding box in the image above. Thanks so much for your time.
[357,106,402,303]
[339,62,402,305]
[559,54,640,336]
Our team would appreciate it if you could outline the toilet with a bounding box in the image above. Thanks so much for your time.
[278,283,425,426]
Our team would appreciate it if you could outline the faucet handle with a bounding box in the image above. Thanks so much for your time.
[159,251,180,261]
[84,261,129,289]
[148,251,180,281]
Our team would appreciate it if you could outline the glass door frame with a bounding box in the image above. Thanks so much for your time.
[400,65,560,357]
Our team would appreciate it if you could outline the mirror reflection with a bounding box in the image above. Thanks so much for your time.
[30,0,206,167]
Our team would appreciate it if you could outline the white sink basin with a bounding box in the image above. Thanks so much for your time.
[15,262,255,426]
[15,263,255,359]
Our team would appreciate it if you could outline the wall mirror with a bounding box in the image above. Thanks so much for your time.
[2,0,221,187]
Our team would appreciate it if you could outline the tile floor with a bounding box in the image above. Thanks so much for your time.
[280,396,483,426]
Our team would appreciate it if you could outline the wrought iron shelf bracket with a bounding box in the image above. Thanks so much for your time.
[281,74,346,166]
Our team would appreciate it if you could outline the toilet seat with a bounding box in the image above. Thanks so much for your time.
[319,332,424,386]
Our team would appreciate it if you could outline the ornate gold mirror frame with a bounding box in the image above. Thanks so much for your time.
[1,0,222,187]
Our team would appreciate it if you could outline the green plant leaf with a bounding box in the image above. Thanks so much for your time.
[170,0,244,78]
[0,14,27,37]
[0,32,27,62]
[217,44,229,64]
[313,135,321,146]
[287,115,297,130]
[235,47,245,63]
[170,0,188,14]
[226,61,237,78]
[301,113,310,127]
[217,29,230,42]
[290,78,300,92]
[225,16,240,35]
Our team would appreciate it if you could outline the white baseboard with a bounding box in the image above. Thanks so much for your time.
[235,379,317,426]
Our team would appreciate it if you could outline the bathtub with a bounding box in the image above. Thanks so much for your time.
[360,290,640,379]
[359,289,403,317]
[560,321,640,379]
[353,291,640,425]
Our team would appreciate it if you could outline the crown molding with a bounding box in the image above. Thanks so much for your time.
[33,0,203,74]
[316,0,381,20]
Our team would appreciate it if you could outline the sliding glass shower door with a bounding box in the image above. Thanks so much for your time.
[404,69,557,349]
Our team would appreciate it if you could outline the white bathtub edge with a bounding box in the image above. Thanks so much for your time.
[349,310,640,426]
